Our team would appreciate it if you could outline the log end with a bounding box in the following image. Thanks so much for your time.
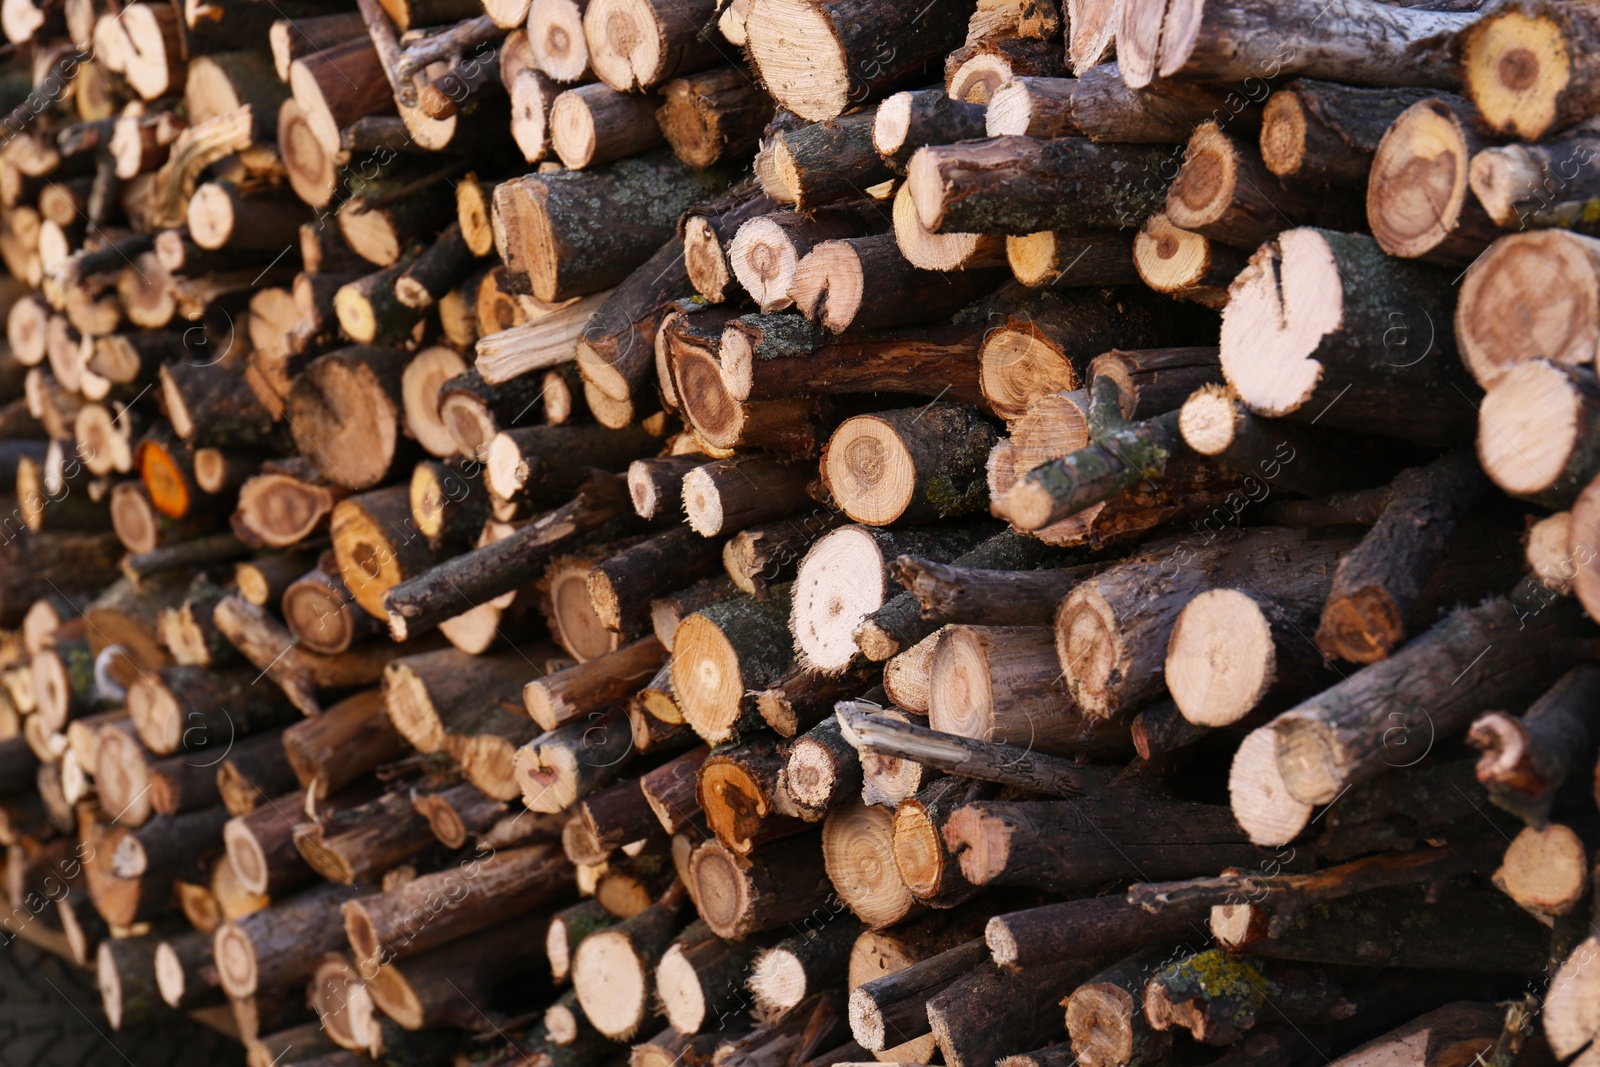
[1366,100,1471,260]
[1166,588,1277,727]
[1458,7,1569,141]
[1314,588,1404,665]
[1228,727,1313,847]
[1218,229,1339,420]
[573,927,651,1039]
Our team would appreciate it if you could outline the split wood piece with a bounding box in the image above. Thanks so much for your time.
[657,918,771,1033]
[907,137,1173,236]
[859,529,1057,662]
[891,777,994,909]
[282,564,381,657]
[820,405,996,528]
[758,114,893,216]
[823,801,920,928]
[945,796,1272,893]
[847,937,987,1052]
[514,707,634,812]
[1219,228,1478,445]
[370,913,556,1032]
[1470,135,1600,231]
[628,456,708,523]
[127,665,299,757]
[1058,527,1355,720]
[343,843,572,969]
[688,833,834,939]
[1315,449,1488,663]
[384,473,632,640]
[281,689,406,802]
[526,637,667,730]
[1265,595,1589,812]
[436,369,547,464]
[295,789,439,886]
[153,929,222,1013]
[1367,97,1499,263]
[930,957,1102,1067]
[1458,1,1600,141]
[329,484,438,621]
[575,240,698,430]
[212,596,423,717]
[979,284,1209,422]
[215,730,300,817]
[1467,664,1600,827]
[699,733,806,854]
[1177,386,1380,498]
[1117,0,1470,90]
[657,67,770,170]
[214,882,364,997]
[653,578,740,652]
[1165,589,1332,730]
[230,461,348,550]
[680,458,813,540]
[1214,880,1547,973]
[749,914,862,1017]
[493,151,732,302]
[930,624,1127,757]
[571,882,689,1039]
[743,0,970,121]
[1262,80,1435,185]
[551,83,666,170]
[792,235,1006,335]
[223,788,314,897]
[1167,120,1347,251]
[472,290,610,385]
[873,89,987,172]
[672,585,794,744]
[640,744,709,835]
[795,524,992,675]
[837,701,1112,798]
[756,661,878,738]
[780,715,861,822]
[681,184,780,304]
[729,207,880,313]
[988,65,1247,144]
[894,555,1086,627]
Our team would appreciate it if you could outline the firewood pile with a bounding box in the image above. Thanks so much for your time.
[4,0,1600,1064]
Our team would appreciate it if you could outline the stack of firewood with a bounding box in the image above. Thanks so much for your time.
[3,0,1600,1065]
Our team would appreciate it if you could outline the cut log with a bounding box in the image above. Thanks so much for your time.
[571,883,688,1039]
[874,90,988,172]
[823,801,920,928]
[1261,80,1435,185]
[214,882,363,997]
[282,688,406,800]
[928,957,1100,1067]
[1458,1,1600,141]
[1219,227,1478,444]
[687,833,834,939]
[658,67,770,170]
[820,405,997,527]
[1367,97,1499,263]
[672,586,794,744]
[681,456,815,537]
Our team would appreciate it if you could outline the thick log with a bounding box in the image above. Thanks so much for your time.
[1264,595,1589,811]
[820,405,996,527]
[214,883,364,997]
[493,151,732,302]
[672,586,794,744]
[823,801,920,929]
[944,796,1273,893]
[514,708,633,812]
[688,833,834,939]
[657,918,769,1033]
[1118,0,1470,90]
[1458,1,1600,141]
[1261,80,1435,185]
[1219,228,1478,444]
[907,137,1173,236]
[1367,97,1499,263]
[658,67,770,170]
[341,844,572,968]
[792,234,1005,335]
[758,114,893,216]
[743,0,971,121]
[127,665,299,757]
[223,790,314,898]
[571,882,688,1038]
